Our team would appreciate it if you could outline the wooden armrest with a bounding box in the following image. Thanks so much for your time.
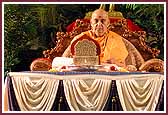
[30,58,52,71]
[139,58,164,72]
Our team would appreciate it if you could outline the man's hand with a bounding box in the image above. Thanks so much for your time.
[104,57,126,67]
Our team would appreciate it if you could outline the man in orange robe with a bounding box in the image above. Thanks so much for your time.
[62,9,128,67]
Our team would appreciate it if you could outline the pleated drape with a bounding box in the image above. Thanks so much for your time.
[11,76,59,111]
[116,74,164,111]
[63,79,111,111]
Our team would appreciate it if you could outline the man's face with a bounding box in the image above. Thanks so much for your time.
[91,10,109,37]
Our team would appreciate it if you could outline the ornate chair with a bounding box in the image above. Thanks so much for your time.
[31,6,164,72]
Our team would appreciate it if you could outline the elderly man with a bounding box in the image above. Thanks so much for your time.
[62,9,128,67]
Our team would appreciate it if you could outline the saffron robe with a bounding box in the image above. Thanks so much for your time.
[63,30,128,64]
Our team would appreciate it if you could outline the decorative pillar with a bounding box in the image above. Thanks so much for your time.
[99,4,106,10]
[109,4,115,12]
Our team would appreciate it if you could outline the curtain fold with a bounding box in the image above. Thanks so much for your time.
[11,76,59,111]
[63,79,112,111]
[3,77,9,111]
[116,74,164,111]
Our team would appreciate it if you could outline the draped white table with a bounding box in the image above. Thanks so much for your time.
[3,71,164,111]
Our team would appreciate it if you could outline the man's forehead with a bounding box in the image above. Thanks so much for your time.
[92,13,108,19]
